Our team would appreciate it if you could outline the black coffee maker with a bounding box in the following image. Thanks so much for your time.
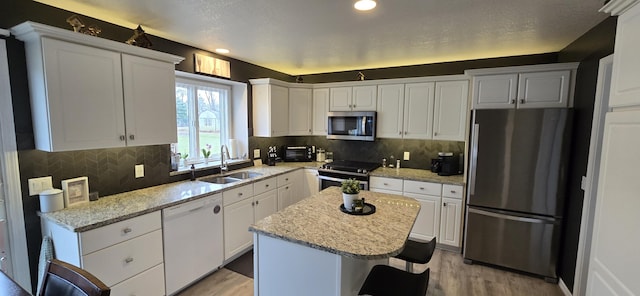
[432,152,462,176]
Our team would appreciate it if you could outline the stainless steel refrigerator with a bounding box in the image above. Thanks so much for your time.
[463,109,571,282]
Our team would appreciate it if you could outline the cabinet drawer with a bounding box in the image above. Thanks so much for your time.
[369,177,403,192]
[82,229,163,287]
[277,172,295,187]
[254,177,277,195]
[223,183,254,206]
[442,184,463,199]
[80,211,161,255]
[110,263,165,296]
[403,180,442,196]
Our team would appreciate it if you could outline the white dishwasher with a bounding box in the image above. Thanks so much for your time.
[163,193,223,295]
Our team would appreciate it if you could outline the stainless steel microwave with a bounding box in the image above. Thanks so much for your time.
[327,111,376,141]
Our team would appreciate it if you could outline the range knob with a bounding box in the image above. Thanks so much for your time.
[357,168,363,173]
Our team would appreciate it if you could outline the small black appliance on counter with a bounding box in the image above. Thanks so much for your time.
[283,145,314,162]
[432,152,462,176]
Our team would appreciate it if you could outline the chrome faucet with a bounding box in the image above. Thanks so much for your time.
[220,145,230,172]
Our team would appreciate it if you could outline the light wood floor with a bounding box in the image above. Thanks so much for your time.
[178,249,564,296]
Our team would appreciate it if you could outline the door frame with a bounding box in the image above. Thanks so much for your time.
[572,54,613,296]
[0,31,32,292]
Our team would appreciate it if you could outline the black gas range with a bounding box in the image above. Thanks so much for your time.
[317,160,381,191]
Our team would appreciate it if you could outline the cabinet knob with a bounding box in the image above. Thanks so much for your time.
[265,184,270,188]
[251,201,255,206]
[434,132,438,136]
[285,178,289,181]
[309,129,312,133]
[129,134,135,140]
[256,200,259,205]
[443,202,447,207]
[404,131,408,135]
[122,227,132,234]
[124,257,134,264]
[520,99,524,104]
[383,183,388,186]
[419,187,425,190]
[451,190,456,193]
[399,131,402,135]
[238,193,243,196]
[511,99,516,104]
[120,135,126,141]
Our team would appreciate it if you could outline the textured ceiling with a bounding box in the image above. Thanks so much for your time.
[35,0,609,75]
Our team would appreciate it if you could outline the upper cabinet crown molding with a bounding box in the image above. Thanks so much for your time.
[600,0,639,15]
[464,62,578,76]
[11,21,184,64]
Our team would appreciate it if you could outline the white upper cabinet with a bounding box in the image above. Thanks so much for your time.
[433,80,469,141]
[252,83,289,137]
[121,54,178,146]
[467,63,577,110]
[517,70,571,109]
[288,87,313,135]
[607,2,640,108]
[403,82,436,139]
[312,88,329,135]
[471,74,518,109]
[329,85,377,111]
[11,22,184,152]
[376,84,406,138]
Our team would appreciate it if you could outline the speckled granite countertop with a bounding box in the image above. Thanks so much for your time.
[39,163,317,232]
[249,186,420,259]
[370,167,465,185]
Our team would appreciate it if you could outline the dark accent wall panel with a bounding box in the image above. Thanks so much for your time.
[556,16,616,292]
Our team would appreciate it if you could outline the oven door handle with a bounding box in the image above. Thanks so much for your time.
[318,175,347,183]
[318,175,369,190]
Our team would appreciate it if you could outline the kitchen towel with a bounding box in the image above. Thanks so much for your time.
[36,236,54,294]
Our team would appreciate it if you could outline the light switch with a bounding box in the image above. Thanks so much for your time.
[403,151,410,161]
[135,164,144,178]
[28,176,53,196]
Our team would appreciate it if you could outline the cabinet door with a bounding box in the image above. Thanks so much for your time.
[302,169,319,199]
[121,54,177,146]
[471,74,518,109]
[404,82,435,139]
[289,88,312,135]
[40,37,126,151]
[223,198,254,259]
[329,87,352,111]
[312,88,329,135]
[110,263,165,296]
[433,80,469,141]
[586,110,640,296]
[405,193,440,242]
[254,189,278,222]
[609,3,640,108]
[517,70,570,109]
[271,85,289,136]
[277,184,295,211]
[352,85,377,110]
[439,197,462,247]
[376,84,405,138]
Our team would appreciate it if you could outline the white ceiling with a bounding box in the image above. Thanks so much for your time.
[35,0,609,75]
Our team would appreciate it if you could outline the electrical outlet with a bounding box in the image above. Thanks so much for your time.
[28,176,53,196]
[254,149,261,159]
[403,151,410,161]
[135,164,144,178]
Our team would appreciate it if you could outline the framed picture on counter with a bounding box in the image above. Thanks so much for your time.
[61,176,89,207]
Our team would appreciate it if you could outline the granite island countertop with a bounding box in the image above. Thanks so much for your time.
[249,186,421,259]
[39,163,317,232]
[370,167,465,185]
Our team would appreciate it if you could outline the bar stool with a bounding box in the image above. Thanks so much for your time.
[394,237,437,272]
[358,265,430,296]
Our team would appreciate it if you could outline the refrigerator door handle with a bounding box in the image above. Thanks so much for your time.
[469,123,479,196]
[468,208,557,224]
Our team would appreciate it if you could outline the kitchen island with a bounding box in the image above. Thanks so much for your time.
[249,186,421,296]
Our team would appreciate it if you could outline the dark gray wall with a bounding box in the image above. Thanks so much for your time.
[556,16,617,292]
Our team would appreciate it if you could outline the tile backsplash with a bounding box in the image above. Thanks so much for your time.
[250,136,465,170]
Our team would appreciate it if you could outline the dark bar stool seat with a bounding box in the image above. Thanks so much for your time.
[394,237,437,272]
[359,265,430,296]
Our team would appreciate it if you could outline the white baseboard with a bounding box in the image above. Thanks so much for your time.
[559,278,572,296]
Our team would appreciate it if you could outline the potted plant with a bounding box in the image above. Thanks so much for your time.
[341,178,361,211]
[202,144,211,165]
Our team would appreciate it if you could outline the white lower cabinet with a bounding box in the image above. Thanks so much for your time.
[303,169,319,198]
[277,170,303,210]
[369,176,464,247]
[41,211,165,295]
[223,192,255,260]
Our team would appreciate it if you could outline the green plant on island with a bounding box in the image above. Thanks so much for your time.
[341,178,361,194]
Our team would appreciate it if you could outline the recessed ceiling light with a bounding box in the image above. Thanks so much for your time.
[215,48,230,54]
[354,0,377,11]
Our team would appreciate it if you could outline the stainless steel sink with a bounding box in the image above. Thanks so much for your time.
[199,176,241,184]
[225,171,263,179]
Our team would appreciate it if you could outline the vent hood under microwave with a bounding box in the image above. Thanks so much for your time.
[327,111,376,141]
